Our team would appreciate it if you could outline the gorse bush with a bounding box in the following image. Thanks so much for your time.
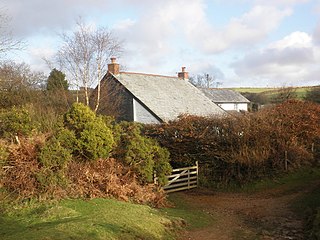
[0,106,36,138]
[38,137,72,170]
[37,137,72,193]
[63,103,114,161]
[64,103,96,132]
[114,122,171,185]
[76,118,114,160]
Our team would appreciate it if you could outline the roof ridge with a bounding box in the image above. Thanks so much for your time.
[120,71,178,79]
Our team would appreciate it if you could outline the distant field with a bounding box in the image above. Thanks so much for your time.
[230,86,315,100]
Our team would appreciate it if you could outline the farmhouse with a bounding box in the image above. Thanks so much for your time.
[94,58,225,124]
[200,88,250,112]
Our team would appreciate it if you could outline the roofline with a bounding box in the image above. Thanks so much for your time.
[215,101,250,103]
[118,71,178,79]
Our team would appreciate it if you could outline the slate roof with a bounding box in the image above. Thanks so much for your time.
[112,72,226,122]
[200,88,250,103]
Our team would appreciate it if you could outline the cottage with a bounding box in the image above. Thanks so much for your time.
[200,88,250,112]
[94,58,225,124]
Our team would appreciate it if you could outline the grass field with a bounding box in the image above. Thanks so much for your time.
[231,86,315,100]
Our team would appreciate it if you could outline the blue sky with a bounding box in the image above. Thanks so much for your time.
[2,0,320,87]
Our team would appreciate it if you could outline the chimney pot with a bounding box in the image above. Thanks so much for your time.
[111,57,116,63]
[178,66,189,80]
[108,57,120,75]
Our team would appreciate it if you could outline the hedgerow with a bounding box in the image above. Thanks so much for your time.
[145,100,320,186]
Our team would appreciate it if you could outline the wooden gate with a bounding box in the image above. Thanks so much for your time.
[155,162,198,193]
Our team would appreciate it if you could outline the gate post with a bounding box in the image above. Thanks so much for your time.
[196,161,199,187]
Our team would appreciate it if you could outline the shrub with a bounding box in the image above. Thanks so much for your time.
[145,100,320,186]
[114,122,171,185]
[0,140,9,163]
[63,103,114,161]
[0,140,9,186]
[0,106,36,138]
[54,127,77,150]
[64,102,96,133]
[76,118,114,160]
[152,144,172,186]
[38,137,72,170]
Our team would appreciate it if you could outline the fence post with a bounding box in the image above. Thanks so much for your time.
[196,161,199,187]
[284,151,288,171]
[188,169,190,189]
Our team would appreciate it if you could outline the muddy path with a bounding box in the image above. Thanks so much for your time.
[178,181,320,240]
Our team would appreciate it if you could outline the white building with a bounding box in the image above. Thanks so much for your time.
[200,88,250,112]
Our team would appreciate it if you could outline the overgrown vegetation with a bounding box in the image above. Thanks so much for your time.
[145,100,320,186]
[0,103,171,206]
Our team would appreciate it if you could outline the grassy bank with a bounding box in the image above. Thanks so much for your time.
[0,194,214,240]
[239,167,320,194]
[0,198,179,240]
[163,193,215,230]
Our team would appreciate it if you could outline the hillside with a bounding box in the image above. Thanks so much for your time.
[230,86,314,100]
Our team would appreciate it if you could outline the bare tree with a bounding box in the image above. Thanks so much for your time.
[56,18,122,109]
[189,73,219,88]
[0,11,23,58]
[271,86,297,104]
[0,61,46,91]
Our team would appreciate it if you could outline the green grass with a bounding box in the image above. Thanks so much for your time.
[0,198,178,240]
[209,167,320,195]
[239,167,320,194]
[231,86,315,100]
[161,193,215,230]
[290,173,320,239]
[292,184,320,216]
[230,88,278,93]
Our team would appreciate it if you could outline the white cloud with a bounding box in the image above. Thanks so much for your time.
[113,19,135,30]
[314,22,320,45]
[232,31,320,86]
[254,0,309,6]
[4,0,110,37]
[187,5,292,53]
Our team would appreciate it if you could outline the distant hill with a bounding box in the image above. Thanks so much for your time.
[226,86,319,108]
[230,86,314,99]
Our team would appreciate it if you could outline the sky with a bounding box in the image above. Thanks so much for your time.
[1,0,320,87]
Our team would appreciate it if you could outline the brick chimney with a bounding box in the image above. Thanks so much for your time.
[178,67,189,80]
[108,57,120,75]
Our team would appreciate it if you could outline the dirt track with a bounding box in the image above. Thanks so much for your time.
[178,181,320,240]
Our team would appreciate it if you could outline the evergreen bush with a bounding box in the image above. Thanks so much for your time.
[38,137,72,170]
[115,122,171,185]
[64,103,96,132]
[37,137,72,191]
[0,106,35,138]
[63,103,114,161]
[76,118,114,160]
